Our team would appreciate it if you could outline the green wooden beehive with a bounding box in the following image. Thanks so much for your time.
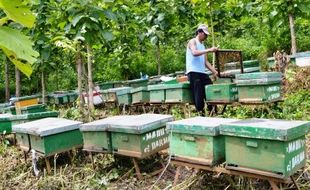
[116,87,133,106]
[67,91,78,103]
[48,93,69,105]
[131,87,150,104]
[165,83,193,103]
[220,119,310,178]
[20,104,46,114]
[167,117,239,166]
[101,87,131,103]
[0,112,58,134]
[0,114,14,133]
[3,106,16,115]
[80,115,133,153]
[127,78,148,88]
[236,72,282,103]
[148,84,166,103]
[109,114,174,158]
[97,81,114,90]
[13,118,83,157]
[205,83,238,103]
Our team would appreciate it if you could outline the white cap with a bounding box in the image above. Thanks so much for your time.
[197,24,210,35]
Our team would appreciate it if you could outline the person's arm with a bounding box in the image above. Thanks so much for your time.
[188,39,218,56]
[205,60,218,76]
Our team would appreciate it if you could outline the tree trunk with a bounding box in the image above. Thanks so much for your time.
[156,42,161,75]
[288,13,297,54]
[76,44,84,110]
[4,56,10,102]
[41,71,45,104]
[86,43,94,111]
[15,67,21,97]
[209,1,216,66]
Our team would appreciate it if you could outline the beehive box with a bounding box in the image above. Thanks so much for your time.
[113,81,125,88]
[116,87,133,106]
[97,81,114,90]
[67,91,78,103]
[0,103,10,114]
[101,87,132,103]
[109,114,174,158]
[13,118,83,156]
[19,104,46,114]
[3,106,16,115]
[1,112,59,134]
[48,93,69,105]
[80,115,134,153]
[148,84,166,103]
[243,60,260,68]
[236,72,282,103]
[165,83,193,103]
[131,87,150,104]
[10,95,40,109]
[127,79,148,88]
[167,117,239,166]
[220,119,310,178]
[0,114,14,133]
[205,83,238,103]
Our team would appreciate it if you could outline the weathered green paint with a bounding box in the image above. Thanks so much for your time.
[117,94,132,106]
[108,114,173,158]
[236,72,282,80]
[67,91,78,103]
[3,106,16,115]
[111,127,168,158]
[225,136,306,177]
[237,83,281,103]
[20,104,46,114]
[97,81,114,90]
[205,83,238,102]
[82,131,112,152]
[167,117,238,165]
[16,130,83,156]
[165,83,193,103]
[131,87,150,104]
[0,120,12,133]
[170,133,225,166]
[9,95,40,102]
[48,94,69,105]
[0,112,58,134]
[14,118,83,156]
[213,78,233,84]
[243,60,260,68]
[102,87,132,103]
[148,84,166,103]
[127,79,148,88]
[219,119,310,141]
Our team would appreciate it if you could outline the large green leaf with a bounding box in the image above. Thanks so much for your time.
[0,0,36,28]
[0,26,39,77]
[2,47,33,77]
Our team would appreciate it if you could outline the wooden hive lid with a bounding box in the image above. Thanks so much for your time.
[167,117,239,136]
[108,114,174,134]
[219,118,310,141]
[80,115,134,132]
[13,117,82,137]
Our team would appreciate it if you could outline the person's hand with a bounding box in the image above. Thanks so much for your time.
[208,47,219,52]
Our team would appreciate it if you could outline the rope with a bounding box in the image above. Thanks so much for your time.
[148,125,174,190]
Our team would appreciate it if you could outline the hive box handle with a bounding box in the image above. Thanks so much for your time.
[246,140,258,148]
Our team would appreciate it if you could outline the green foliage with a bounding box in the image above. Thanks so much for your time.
[0,0,38,77]
[282,90,310,120]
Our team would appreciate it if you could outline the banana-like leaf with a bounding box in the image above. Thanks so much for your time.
[2,47,33,77]
[0,26,39,77]
[0,0,35,28]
